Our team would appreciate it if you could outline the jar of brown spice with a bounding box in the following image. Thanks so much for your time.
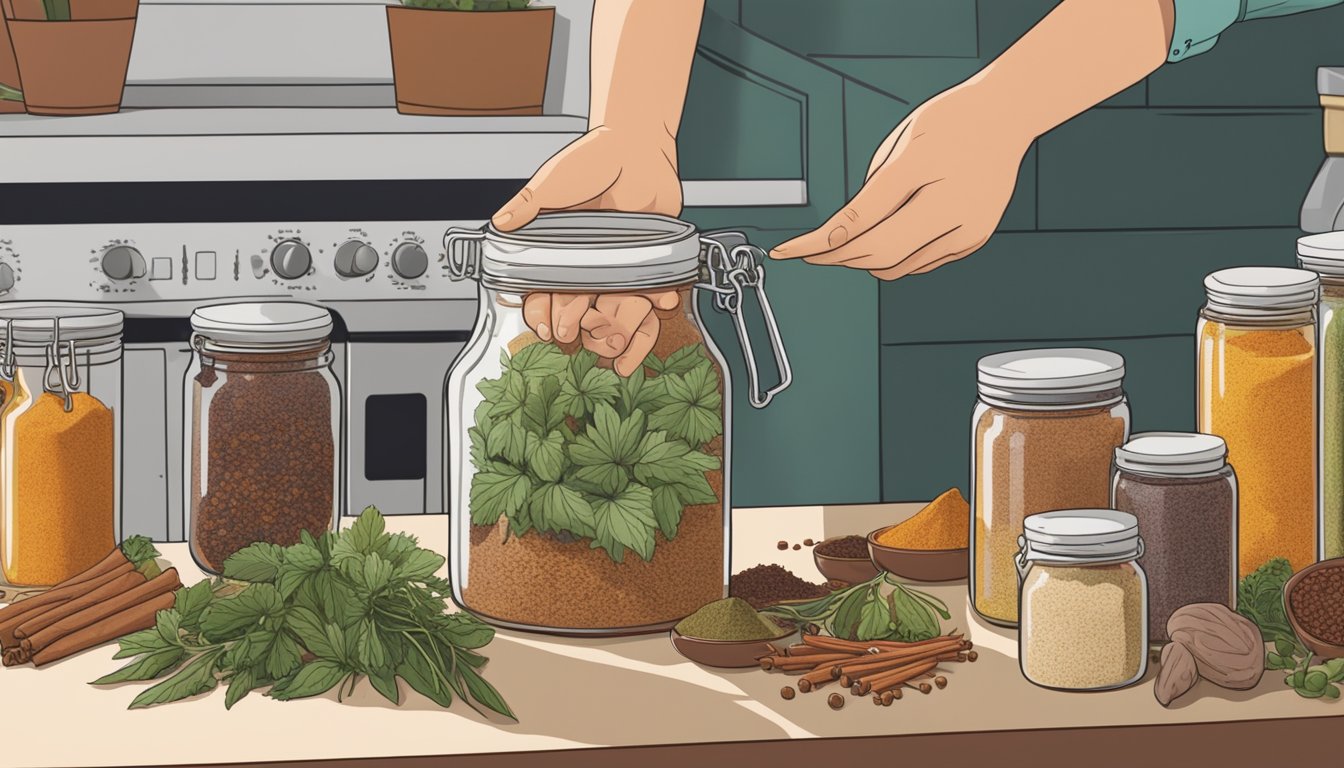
[971,349,1130,627]
[185,302,340,574]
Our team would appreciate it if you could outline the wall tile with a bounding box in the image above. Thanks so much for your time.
[880,335,1196,502]
[1037,108,1322,230]
[680,53,806,181]
[741,0,977,58]
[879,228,1303,345]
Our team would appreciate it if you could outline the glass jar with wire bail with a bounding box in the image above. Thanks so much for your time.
[185,302,341,575]
[443,212,792,635]
[0,305,124,587]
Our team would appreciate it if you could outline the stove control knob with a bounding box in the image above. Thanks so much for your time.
[270,239,312,280]
[0,263,14,294]
[334,240,379,278]
[391,242,428,280]
[101,245,146,281]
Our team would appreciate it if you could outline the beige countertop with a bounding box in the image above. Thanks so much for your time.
[1,504,1340,768]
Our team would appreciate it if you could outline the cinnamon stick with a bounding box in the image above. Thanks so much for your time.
[837,647,964,686]
[830,639,967,676]
[21,568,181,659]
[0,561,136,647]
[801,633,963,654]
[57,547,134,590]
[14,571,147,640]
[760,652,858,671]
[32,592,176,668]
[863,659,940,696]
[797,666,838,692]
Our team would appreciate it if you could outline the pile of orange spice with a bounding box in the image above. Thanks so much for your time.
[877,489,970,551]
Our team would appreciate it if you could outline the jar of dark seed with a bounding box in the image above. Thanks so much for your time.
[1111,433,1237,647]
[186,302,340,574]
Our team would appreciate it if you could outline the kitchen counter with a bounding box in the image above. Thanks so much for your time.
[2,504,1339,768]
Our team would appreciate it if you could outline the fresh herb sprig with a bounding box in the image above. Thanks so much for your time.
[92,508,513,718]
[761,572,951,643]
[469,341,723,563]
[1238,557,1344,701]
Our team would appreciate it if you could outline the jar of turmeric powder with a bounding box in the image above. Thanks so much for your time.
[1198,267,1319,578]
[971,349,1130,627]
[0,305,124,587]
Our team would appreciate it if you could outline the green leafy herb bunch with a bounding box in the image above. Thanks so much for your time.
[762,572,952,643]
[92,508,513,718]
[1239,557,1344,700]
[469,341,724,563]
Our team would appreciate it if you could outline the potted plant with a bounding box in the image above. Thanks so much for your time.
[0,11,22,113]
[2,0,139,116]
[387,0,554,116]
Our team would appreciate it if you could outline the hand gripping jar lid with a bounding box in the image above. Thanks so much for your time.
[0,303,125,365]
[190,302,333,349]
[446,212,704,291]
[1115,431,1228,476]
[1017,509,1143,570]
[1203,266,1319,315]
[1297,231,1344,276]
[976,348,1125,407]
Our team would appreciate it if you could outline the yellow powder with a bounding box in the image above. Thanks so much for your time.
[878,488,970,550]
[1198,321,1316,576]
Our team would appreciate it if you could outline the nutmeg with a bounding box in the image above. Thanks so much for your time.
[1167,603,1264,691]
[1155,640,1199,707]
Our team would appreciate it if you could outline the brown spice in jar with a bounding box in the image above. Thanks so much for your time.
[730,564,832,609]
[973,404,1127,625]
[1289,565,1344,645]
[190,347,336,573]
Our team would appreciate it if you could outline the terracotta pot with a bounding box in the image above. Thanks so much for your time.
[386,6,554,116]
[4,0,139,116]
[0,11,22,113]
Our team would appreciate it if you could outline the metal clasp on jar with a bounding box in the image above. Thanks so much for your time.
[42,315,80,412]
[444,228,485,280]
[698,232,793,409]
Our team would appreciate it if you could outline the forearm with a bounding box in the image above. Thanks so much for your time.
[588,0,704,138]
[970,0,1175,143]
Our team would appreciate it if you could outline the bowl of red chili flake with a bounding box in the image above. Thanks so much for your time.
[1287,558,1344,659]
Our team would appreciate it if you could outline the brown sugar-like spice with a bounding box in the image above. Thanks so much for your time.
[877,488,969,550]
[3,391,115,586]
[1289,565,1344,645]
[730,564,832,609]
[973,404,1126,625]
[190,348,336,573]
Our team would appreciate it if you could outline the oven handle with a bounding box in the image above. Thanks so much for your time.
[444,228,485,281]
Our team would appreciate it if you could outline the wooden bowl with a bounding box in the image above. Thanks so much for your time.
[813,537,880,584]
[866,526,968,583]
[669,625,798,668]
[1285,558,1344,659]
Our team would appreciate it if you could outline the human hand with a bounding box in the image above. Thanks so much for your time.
[523,290,681,376]
[769,82,1033,280]
[491,126,683,232]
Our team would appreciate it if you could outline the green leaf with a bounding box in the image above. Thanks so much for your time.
[369,667,401,705]
[441,615,495,650]
[173,580,215,633]
[155,609,182,646]
[592,484,656,562]
[129,648,225,709]
[1267,652,1292,671]
[651,484,683,540]
[856,588,893,641]
[486,419,529,466]
[114,627,175,659]
[487,371,527,420]
[345,507,387,553]
[399,651,453,708]
[224,667,257,710]
[1322,658,1344,682]
[200,584,284,641]
[357,552,395,594]
[658,344,709,376]
[469,465,532,526]
[0,83,22,102]
[889,585,941,642]
[830,587,870,640]
[530,482,597,539]
[1304,670,1330,694]
[632,431,720,497]
[285,607,337,659]
[648,363,722,447]
[459,662,516,720]
[223,542,286,583]
[91,647,187,685]
[520,377,566,435]
[263,631,305,680]
[119,535,160,568]
[393,548,446,582]
[510,342,569,377]
[268,660,350,701]
[524,430,567,483]
[557,358,621,419]
[1275,638,1297,658]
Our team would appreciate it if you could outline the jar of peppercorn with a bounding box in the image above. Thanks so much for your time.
[185,302,341,574]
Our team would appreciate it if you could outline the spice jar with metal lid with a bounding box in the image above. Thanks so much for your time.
[1111,432,1237,647]
[1297,232,1344,559]
[1198,267,1318,576]
[1017,509,1149,692]
[971,348,1130,628]
[443,212,792,635]
[0,304,124,586]
[186,302,341,574]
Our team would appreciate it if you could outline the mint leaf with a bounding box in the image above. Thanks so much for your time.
[369,667,401,705]
[285,607,337,659]
[530,482,597,539]
[651,484,683,540]
[345,507,386,554]
[487,371,526,420]
[172,580,215,633]
[485,419,528,466]
[633,431,720,495]
[659,343,709,376]
[224,666,258,710]
[524,430,567,483]
[155,609,182,647]
[510,342,568,377]
[520,377,566,435]
[222,542,286,583]
[393,548,446,582]
[469,465,532,526]
[120,535,160,569]
[268,660,349,701]
[200,584,284,641]
[114,627,175,659]
[857,589,894,641]
[91,647,187,685]
[569,404,644,496]
[129,647,225,709]
[441,614,495,650]
[649,362,722,447]
[261,630,304,680]
[593,483,656,562]
[459,663,516,720]
[399,651,453,708]
[557,351,621,418]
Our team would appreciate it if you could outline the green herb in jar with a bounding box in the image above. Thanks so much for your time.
[675,597,783,641]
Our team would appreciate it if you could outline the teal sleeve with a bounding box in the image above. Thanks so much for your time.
[1167,0,1344,63]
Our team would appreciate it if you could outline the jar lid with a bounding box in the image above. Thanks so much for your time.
[474,212,702,290]
[1297,232,1344,276]
[1204,267,1319,313]
[976,348,1125,405]
[190,302,333,346]
[1020,509,1143,563]
[1115,432,1228,475]
[0,303,124,345]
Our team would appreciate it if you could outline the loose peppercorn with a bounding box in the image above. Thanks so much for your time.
[828,693,845,710]
[780,686,795,700]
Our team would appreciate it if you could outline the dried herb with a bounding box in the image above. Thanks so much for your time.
[470,342,722,563]
[91,508,513,718]
[761,573,950,643]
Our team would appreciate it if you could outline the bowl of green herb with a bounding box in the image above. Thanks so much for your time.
[670,597,796,668]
